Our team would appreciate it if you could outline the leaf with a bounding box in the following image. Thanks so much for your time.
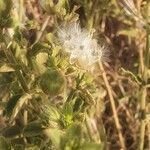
[39,68,65,95]
[30,137,42,148]
[23,121,45,137]
[119,67,142,85]
[10,81,23,95]
[46,56,56,68]
[117,28,138,37]
[60,123,82,149]
[13,27,24,45]
[35,52,49,74]
[5,95,22,117]
[61,103,74,127]
[73,97,84,113]
[2,125,22,138]
[25,145,40,150]
[67,123,82,138]
[13,145,24,150]
[40,104,60,128]
[0,0,12,17]
[81,143,103,150]
[0,136,11,150]
[11,138,25,147]
[29,42,50,57]
[10,93,32,123]
[0,63,14,72]
[43,128,63,149]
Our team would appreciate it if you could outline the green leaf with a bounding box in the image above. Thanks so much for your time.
[25,145,40,150]
[29,42,50,57]
[61,123,82,149]
[0,63,14,72]
[62,103,74,127]
[0,136,11,150]
[119,67,142,85]
[5,95,22,117]
[23,121,45,137]
[30,137,42,148]
[13,144,24,150]
[0,0,12,16]
[10,93,32,122]
[63,103,73,117]
[0,0,13,28]
[2,125,22,138]
[11,137,25,147]
[66,123,82,138]
[40,104,60,128]
[39,68,65,95]
[13,27,23,45]
[10,81,23,95]
[35,52,49,75]
[46,56,56,68]
[73,98,84,113]
[81,143,103,150]
[43,128,63,149]
[117,28,138,37]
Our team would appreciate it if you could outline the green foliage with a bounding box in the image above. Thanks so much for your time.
[2,125,22,138]
[23,121,45,137]
[0,0,13,28]
[40,0,69,16]
[0,136,11,150]
[0,0,149,149]
[40,103,60,128]
[5,95,22,117]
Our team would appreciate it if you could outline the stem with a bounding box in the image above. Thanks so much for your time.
[19,0,28,125]
[98,61,125,149]
[19,0,24,23]
[138,0,150,149]
[33,16,50,45]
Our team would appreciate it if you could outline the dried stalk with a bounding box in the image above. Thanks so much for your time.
[98,61,125,149]
[138,0,150,149]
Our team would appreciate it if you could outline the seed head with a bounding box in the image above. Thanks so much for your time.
[57,22,109,70]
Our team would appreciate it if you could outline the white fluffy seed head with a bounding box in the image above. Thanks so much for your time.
[57,22,109,69]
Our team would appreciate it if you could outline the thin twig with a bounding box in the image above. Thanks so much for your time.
[34,16,51,44]
[19,0,28,126]
[98,61,126,150]
[19,0,24,23]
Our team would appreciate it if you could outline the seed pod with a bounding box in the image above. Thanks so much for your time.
[39,68,65,95]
